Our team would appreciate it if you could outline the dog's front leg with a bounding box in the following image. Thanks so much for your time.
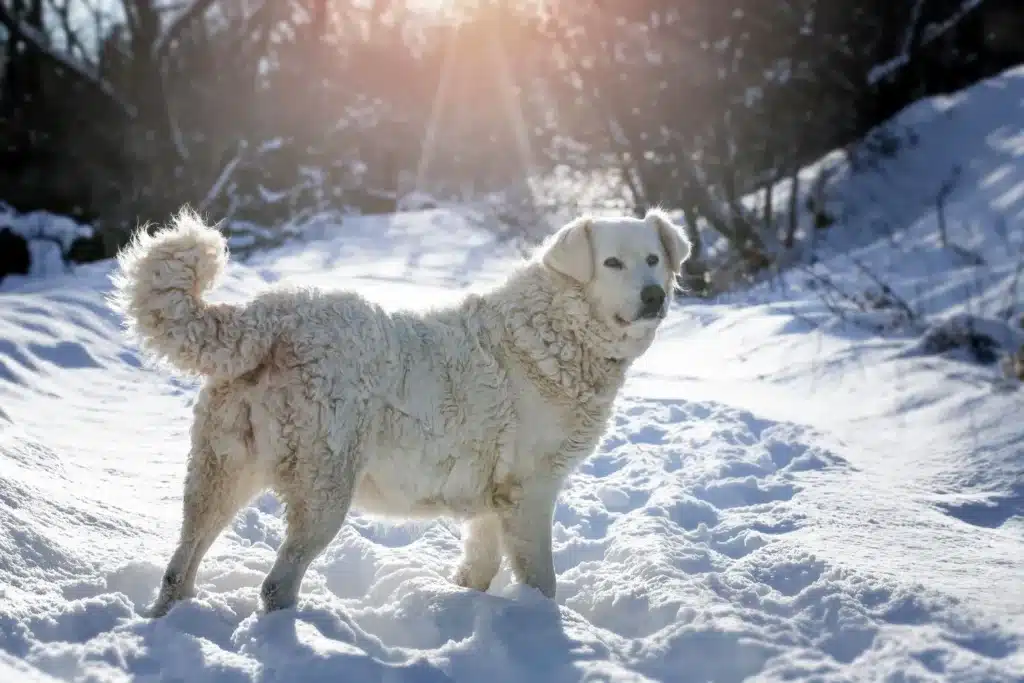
[499,479,560,599]
[453,514,503,592]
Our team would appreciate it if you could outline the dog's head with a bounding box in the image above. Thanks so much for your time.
[540,208,691,354]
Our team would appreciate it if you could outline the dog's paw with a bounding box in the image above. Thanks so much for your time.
[452,563,494,592]
[146,597,177,619]
[260,579,299,613]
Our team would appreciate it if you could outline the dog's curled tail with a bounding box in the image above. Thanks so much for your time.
[108,207,272,379]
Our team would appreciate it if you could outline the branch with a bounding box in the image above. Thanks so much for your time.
[867,0,987,85]
[231,0,276,67]
[845,254,920,325]
[198,143,246,213]
[0,4,136,119]
[154,0,219,62]
[45,0,90,62]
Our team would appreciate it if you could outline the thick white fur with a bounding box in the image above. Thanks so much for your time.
[109,206,690,616]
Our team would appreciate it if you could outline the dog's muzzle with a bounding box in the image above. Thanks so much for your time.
[638,284,667,320]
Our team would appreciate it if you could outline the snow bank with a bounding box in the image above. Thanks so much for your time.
[2,70,1024,682]
[723,66,1024,370]
[0,205,94,281]
[745,65,1024,268]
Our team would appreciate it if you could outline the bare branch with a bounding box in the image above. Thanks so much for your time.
[44,0,91,62]
[154,0,219,62]
[0,3,136,118]
[199,143,247,213]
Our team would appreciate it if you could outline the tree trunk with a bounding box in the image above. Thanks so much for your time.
[784,166,800,248]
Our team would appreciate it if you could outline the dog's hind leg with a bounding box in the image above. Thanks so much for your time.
[260,449,360,612]
[150,393,262,617]
[260,406,370,612]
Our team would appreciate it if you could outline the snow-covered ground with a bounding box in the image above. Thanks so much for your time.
[2,71,1024,682]
[0,204,95,280]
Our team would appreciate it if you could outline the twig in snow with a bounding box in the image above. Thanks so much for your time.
[933,166,984,266]
[845,254,920,324]
[1000,231,1024,322]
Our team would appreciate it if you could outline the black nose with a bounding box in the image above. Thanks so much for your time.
[640,284,666,315]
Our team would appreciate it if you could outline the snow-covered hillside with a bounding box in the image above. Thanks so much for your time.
[2,71,1024,682]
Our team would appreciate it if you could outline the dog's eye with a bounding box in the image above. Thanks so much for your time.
[603,257,624,270]
[646,254,659,266]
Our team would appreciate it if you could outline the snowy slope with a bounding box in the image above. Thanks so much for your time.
[2,75,1024,682]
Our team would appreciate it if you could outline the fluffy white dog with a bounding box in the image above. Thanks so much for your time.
[109,207,690,616]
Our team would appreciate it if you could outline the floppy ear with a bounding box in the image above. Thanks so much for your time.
[541,216,594,283]
[645,208,691,275]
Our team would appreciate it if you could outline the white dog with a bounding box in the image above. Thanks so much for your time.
[109,207,690,616]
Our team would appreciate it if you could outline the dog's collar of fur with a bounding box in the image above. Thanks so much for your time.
[505,299,628,402]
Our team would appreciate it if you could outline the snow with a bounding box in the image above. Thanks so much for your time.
[3,70,1024,682]
[0,204,94,280]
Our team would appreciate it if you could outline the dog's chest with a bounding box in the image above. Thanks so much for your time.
[513,381,570,456]
[506,371,610,473]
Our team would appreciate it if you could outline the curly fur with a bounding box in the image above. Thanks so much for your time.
[109,207,689,615]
